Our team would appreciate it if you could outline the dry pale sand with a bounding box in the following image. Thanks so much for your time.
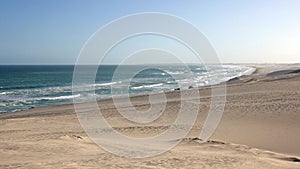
[1,64,300,169]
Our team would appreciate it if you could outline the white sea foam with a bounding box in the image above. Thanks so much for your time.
[131,83,164,90]
[0,65,256,113]
[0,91,14,95]
[39,94,81,101]
[93,81,121,87]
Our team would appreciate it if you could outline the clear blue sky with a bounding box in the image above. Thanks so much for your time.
[1,0,299,64]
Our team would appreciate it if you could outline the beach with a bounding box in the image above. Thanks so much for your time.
[1,64,300,169]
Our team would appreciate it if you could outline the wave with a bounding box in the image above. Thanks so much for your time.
[0,81,122,99]
[0,99,37,107]
[0,85,48,90]
[38,94,81,101]
[151,72,167,75]
[165,70,186,75]
[0,65,257,113]
[93,81,121,87]
[0,91,15,95]
[131,83,164,90]
[0,94,81,104]
[241,67,256,76]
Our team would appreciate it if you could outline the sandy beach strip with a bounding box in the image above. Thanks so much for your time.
[1,64,300,169]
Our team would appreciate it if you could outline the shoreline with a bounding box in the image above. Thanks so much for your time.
[1,64,300,168]
[0,64,256,115]
[0,63,292,117]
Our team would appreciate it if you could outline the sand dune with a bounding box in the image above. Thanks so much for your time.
[1,65,300,168]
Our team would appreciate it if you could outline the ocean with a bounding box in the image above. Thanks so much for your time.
[0,65,255,113]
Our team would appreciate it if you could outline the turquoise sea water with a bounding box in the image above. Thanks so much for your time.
[0,65,255,112]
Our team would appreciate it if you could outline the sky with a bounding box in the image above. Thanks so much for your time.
[0,0,300,65]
